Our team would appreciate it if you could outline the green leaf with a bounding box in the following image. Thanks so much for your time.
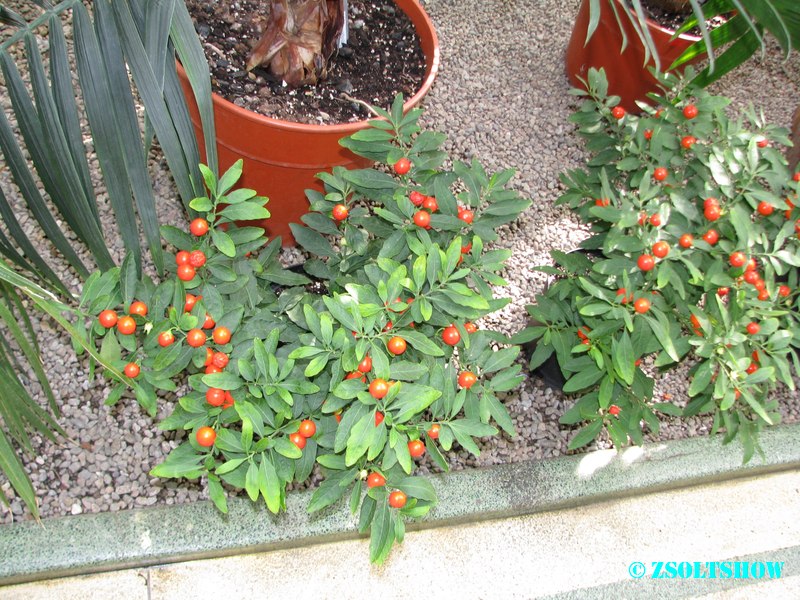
[481,347,520,374]
[392,384,442,423]
[219,202,270,221]
[402,330,445,357]
[149,442,204,479]
[689,361,713,397]
[611,330,635,386]
[307,469,356,513]
[395,476,437,502]
[259,455,282,513]
[568,419,603,450]
[0,429,38,519]
[274,437,303,459]
[389,361,428,381]
[369,498,395,565]
[290,223,334,258]
[644,312,680,363]
[207,476,228,513]
[119,253,138,308]
[322,296,358,332]
[562,367,604,394]
[99,330,122,364]
[202,371,243,390]
[345,413,376,466]
[211,228,236,257]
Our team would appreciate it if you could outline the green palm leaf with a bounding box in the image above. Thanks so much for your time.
[0,0,216,286]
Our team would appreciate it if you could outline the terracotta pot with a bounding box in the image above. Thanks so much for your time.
[178,0,440,246]
[565,0,699,112]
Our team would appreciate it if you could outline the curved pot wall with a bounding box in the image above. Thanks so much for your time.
[178,0,440,245]
[565,0,699,112]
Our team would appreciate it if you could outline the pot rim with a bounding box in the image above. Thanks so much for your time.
[612,0,701,42]
[178,0,440,134]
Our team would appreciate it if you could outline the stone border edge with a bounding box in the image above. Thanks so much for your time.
[1,424,798,585]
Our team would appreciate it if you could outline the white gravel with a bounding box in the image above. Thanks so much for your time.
[1,0,798,522]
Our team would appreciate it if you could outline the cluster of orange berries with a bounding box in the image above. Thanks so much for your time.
[97,303,146,378]
[289,419,317,450]
[365,471,408,509]
[174,218,210,282]
[96,298,233,378]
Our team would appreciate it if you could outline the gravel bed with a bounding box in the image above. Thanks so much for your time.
[1,0,799,523]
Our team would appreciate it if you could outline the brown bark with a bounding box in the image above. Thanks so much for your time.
[246,0,345,88]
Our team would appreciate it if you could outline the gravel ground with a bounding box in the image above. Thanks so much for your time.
[1,0,799,523]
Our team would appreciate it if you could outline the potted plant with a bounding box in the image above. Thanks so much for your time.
[515,68,800,462]
[177,0,440,245]
[565,0,700,112]
[80,98,530,563]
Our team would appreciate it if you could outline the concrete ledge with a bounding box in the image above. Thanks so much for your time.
[1,424,798,586]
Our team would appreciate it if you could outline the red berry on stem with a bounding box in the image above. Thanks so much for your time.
[413,211,431,228]
[190,218,209,236]
[458,371,478,389]
[298,419,316,438]
[98,310,118,328]
[729,252,747,268]
[652,241,670,258]
[442,325,461,346]
[177,264,196,282]
[388,490,407,508]
[367,473,386,488]
[408,439,426,458]
[757,202,774,216]
[188,250,206,268]
[634,298,651,314]
[196,426,216,447]
[422,197,438,212]
[124,363,140,378]
[703,229,719,245]
[393,158,411,175]
[637,254,655,271]
[289,432,306,449]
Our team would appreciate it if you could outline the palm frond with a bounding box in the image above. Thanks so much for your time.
[0,0,215,288]
[671,0,800,85]
[0,267,67,521]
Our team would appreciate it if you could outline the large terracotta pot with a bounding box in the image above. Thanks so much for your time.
[565,0,699,112]
[178,0,439,245]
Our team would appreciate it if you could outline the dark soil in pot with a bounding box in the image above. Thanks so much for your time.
[186,0,427,124]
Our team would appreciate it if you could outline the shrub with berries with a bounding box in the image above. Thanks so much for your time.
[515,69,800,462]
[80,97,529,563]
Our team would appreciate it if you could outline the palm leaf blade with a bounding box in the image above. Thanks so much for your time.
[170,0,217,175]
[111,1,200,207]
[48,15,97,217]
[0,185,68,295]
[0,105,90,279]
[21,33,113,269]
[0,427,39,520]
